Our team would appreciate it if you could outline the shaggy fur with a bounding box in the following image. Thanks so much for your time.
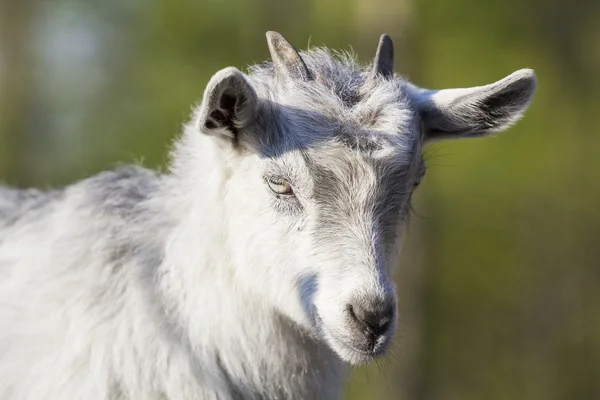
[0,32,537,400]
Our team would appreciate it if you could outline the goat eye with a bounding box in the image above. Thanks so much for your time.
[267,178,294,195]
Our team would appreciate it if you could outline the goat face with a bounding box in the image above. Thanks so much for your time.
[191,32,536,364]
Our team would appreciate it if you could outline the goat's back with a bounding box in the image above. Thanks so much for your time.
[0,187,51,231]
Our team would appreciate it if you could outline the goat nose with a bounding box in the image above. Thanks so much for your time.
[348,299,395,338]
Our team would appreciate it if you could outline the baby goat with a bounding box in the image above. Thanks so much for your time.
[0,32,536,399]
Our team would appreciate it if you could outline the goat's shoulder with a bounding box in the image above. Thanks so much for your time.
[0,165,167,270]
[0,164,165,311]
[0,166,168,399]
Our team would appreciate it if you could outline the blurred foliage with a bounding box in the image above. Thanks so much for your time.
[1,0,599,399]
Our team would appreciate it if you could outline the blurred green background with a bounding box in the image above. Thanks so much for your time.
[1,0,599,399]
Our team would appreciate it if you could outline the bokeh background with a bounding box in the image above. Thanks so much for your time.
[1,1,599,399]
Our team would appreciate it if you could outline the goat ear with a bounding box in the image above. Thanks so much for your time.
[196,67,258,140]
[410,69,537,141]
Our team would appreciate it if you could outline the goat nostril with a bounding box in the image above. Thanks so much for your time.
[347,301,394,337]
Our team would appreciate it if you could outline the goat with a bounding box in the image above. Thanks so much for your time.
[0,32,537,399]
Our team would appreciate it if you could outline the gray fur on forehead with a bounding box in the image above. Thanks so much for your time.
[246,48,416,156]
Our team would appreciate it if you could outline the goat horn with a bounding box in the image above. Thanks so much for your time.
[266,31,312,82]
[370,34,394,79]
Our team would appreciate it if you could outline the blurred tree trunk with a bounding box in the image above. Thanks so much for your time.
[0,0,35,185]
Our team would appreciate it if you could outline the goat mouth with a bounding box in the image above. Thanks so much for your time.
[313,310,390,364]
[329,332,391,364]
[330,332,390,361]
